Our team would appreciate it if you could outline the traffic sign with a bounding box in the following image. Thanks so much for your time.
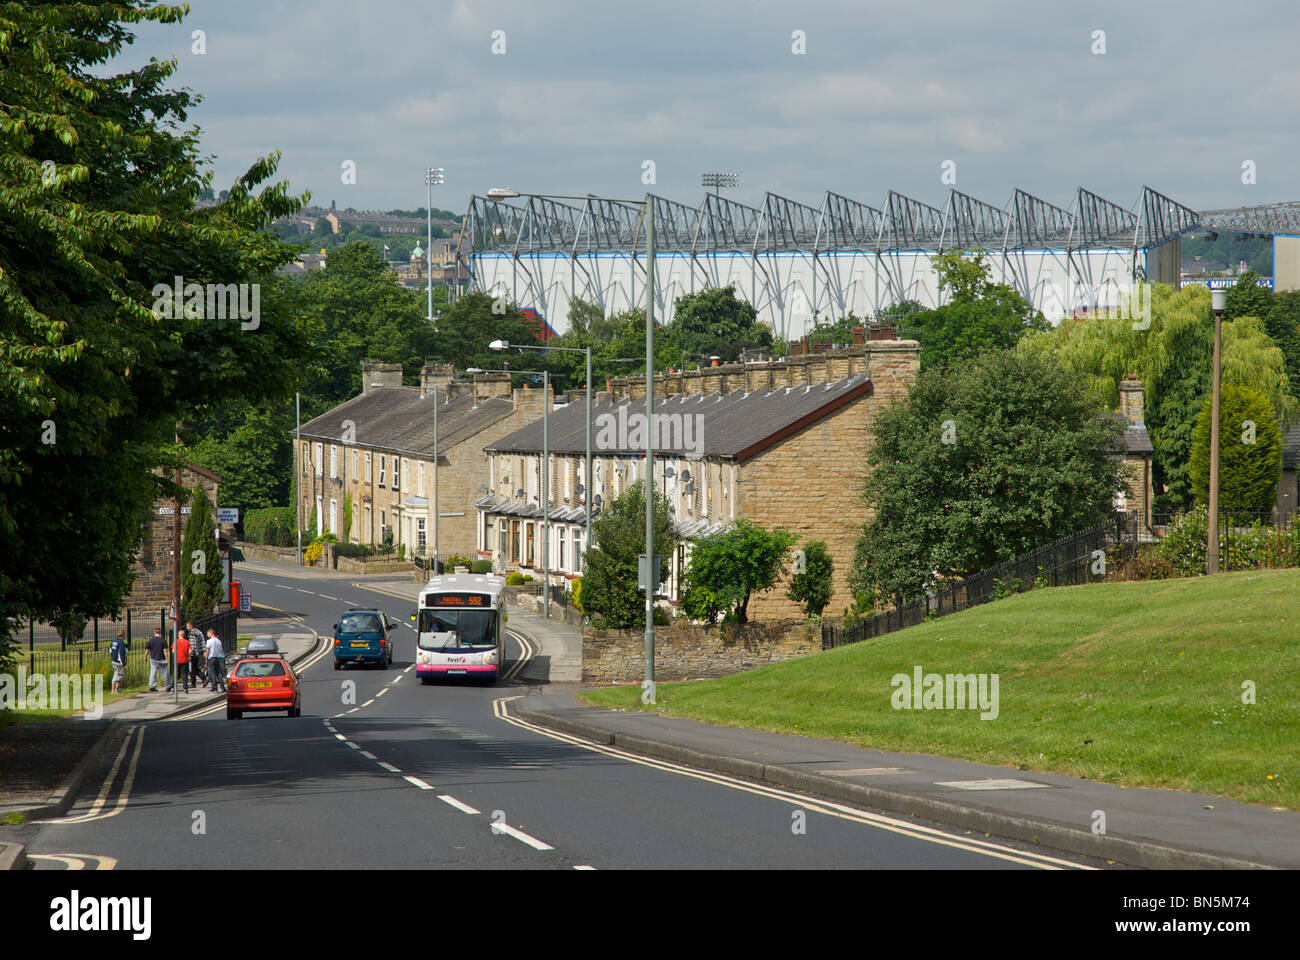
[217,507,239,523]
[239,593,252,613]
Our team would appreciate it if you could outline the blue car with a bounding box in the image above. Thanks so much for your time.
[333,609,396,670]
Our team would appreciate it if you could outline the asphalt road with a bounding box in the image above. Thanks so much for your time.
[23,567,1100,870]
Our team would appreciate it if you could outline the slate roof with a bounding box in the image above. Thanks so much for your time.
[295,387,514,457]
[486,375,874,461]
[1106,414,1155,456]
[1284,421,1300,470]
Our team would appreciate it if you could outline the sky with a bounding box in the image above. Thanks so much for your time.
[115,0,1300,219]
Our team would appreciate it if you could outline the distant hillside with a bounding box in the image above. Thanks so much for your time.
[1181,231,1272,277]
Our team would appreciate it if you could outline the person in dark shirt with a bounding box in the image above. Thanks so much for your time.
[145,628,172,693]
[110,630,128,693]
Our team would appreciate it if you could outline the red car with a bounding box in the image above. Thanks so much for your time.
[227,656,301,719]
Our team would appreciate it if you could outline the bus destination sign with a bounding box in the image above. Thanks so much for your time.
[425,592,490,608]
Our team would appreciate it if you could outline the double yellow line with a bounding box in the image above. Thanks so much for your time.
[48,725,146,825]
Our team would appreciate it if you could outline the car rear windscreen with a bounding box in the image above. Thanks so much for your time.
[338,613,383,634]
[236,661,288,677]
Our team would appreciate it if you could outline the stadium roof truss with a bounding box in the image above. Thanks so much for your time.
[462,186,1299,339]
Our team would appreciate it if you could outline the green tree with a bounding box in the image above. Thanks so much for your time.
[296,240,435,413]
[180,486,224,622]
[0,3,309,661]
[313,217,333,239]
[1187,384,1282,517]
[907,251,1048,370]
[188,403,293,511]
[580,482,679,629]
[851,350,1123,604]
[680,520,798,624]
[1017,283,1295,515]
[670,286,773,363]
[1223,271,1274,323]
[1264,291,1300,402]
[428,291,547,380]
[787,539,834,617]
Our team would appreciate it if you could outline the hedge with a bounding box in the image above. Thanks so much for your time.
[244,507,296,546]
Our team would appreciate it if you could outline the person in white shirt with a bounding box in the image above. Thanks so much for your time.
[205,629,227,692]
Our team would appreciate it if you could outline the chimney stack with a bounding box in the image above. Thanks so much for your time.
[360,361,403,395]
[1119,375,1145,425]
[420,363,455,399]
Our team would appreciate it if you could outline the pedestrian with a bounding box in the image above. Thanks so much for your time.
[145,627,172,693]
[110,630,128,694]
[205,628,227,693]
[185,620,206,688]
[175,626,191,693]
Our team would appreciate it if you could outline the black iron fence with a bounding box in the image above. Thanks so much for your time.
[1149,507,1300,573]
[13,607,168,651]
[822,512,1136,650]
[7,605,238,685]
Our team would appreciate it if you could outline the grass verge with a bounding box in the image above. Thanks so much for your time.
[579,568,1300,809]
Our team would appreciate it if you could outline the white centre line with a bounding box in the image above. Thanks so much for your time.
[319,594,341,601]
[362,699,374,707]
[492,822,554,851]
[437,795,480,815]
[360,751,377,760]
[295,588,315,594]
[333,733,347,741]
[376,688,388,697]
[378,762,401,774]
[573,865,597,871]
[404,775,435,790]
[346,742,361,750]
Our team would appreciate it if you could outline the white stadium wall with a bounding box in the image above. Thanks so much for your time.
[471,247,1142,340]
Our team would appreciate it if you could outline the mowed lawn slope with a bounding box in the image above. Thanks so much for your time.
[580,569,1300,808]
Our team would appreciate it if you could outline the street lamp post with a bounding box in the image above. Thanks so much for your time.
[1208,288,1226,574]
[432,381,439,573]
[424,167,444,321]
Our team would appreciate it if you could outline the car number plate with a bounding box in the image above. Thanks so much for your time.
[248,681,271,688]
[350,642,369,647]
[447,669,466,675]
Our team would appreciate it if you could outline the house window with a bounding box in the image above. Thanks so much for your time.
[365,452,372,482]
[329,498,337,535]
[393,458,401,492]
[574,529,583,571]
[510,520,520,564]
[378,455,386,487]
[525,523,534,567]
[418,463,425,497]
[351,450,358,480]
[302,442,309,475]
[364,503,372,541]
[558,529,566,571]
[315,496,323,535]
[330,445,338,480]
[314,443,323,477]
[417,517,427,554]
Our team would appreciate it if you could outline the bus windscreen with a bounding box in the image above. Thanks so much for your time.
[418,609,495,649]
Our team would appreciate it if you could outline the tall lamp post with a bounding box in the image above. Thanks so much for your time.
[424,167,444,321]
[1208,287,1226,574]
[484,187,657,700]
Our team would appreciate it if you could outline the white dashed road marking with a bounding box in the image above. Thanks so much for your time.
[378,762,401,774]
[404,776,435,791]
[438,795,480,815]
[491,822,554,851]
